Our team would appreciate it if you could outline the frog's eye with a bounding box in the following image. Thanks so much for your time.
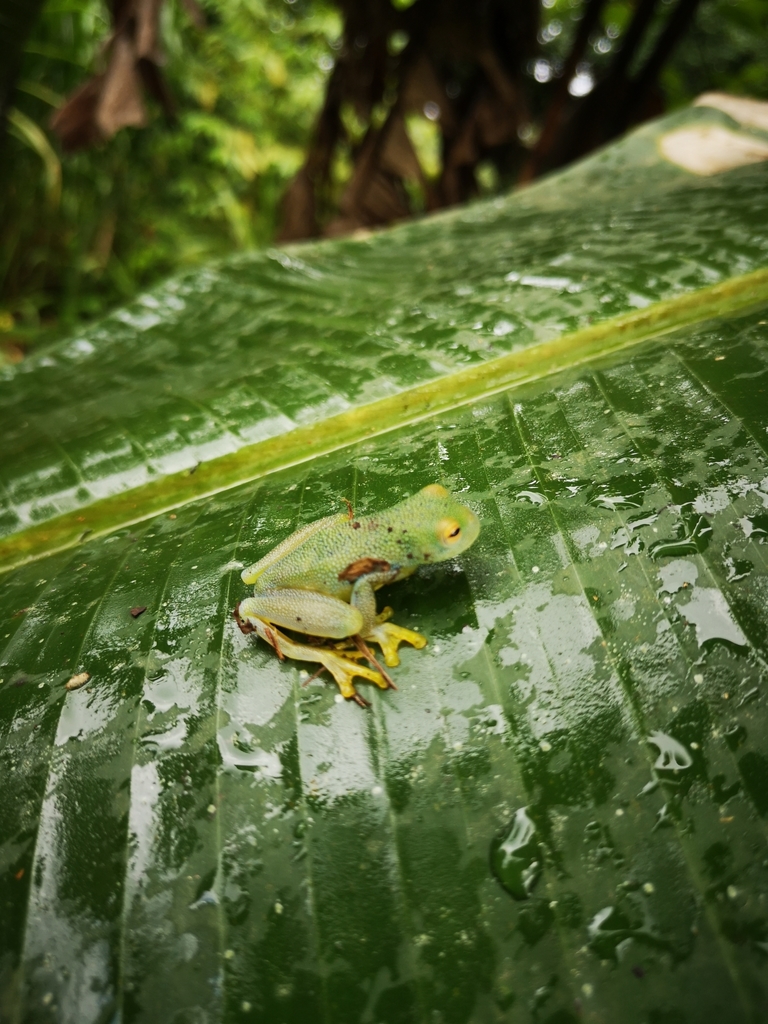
[437,518,462,545]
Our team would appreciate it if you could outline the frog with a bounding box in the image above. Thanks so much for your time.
[235,483,480,706]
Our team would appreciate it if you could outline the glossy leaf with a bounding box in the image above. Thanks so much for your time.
[2,104,768,1023]
[2,102,768,565]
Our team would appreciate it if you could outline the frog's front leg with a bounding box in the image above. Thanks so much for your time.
[236,590,391,705]
[351,573,427,668]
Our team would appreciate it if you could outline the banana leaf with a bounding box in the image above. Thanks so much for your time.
[2,101,768,1023]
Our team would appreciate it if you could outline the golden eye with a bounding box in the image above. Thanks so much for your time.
[438,518,462,545]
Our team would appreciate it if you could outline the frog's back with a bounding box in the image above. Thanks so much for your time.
[257,516,374,595]
[251,484,480,597]
[256,506,431,596]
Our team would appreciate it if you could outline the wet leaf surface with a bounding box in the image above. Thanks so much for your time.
[2,105,768,1023]
[2,104,768,542]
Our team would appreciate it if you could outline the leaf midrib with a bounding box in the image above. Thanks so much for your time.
[2,267,767,575]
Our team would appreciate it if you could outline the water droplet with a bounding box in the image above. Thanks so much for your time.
[592,494,641,510]
[650,513,711,559]
[657,559,698,594]
[490,807,542,900]
[681,588,748,647]
[647,731,692,771]
[516,490,546,505]
[638,779,659,797]
[189,889,219,909]
[493,320,515,336]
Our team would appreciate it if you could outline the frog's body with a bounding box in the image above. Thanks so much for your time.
[236,484,480,705]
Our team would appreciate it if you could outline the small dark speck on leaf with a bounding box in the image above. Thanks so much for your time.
[12,607,30,618]
[632,966,645,979]
[12,676,28,687]
[407,553,414,559]
[130,606,147,619]
[189,463,200,475]
[352,521,361,529]
[15,869,24,881]
[387,527,393,532]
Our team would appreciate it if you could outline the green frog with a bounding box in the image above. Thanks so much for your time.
[235,484,480,706]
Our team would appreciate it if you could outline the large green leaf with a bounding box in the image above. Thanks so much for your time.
[2,102,768,1023]
[2,102,768,566]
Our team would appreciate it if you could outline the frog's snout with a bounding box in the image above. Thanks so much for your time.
[458,507,481,554]
[435,505,480,556]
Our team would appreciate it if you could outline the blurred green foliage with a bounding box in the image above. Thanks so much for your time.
[660,0,768,105]
[0,0,340,345]
[531,0,768,113]
[1,0,767,350]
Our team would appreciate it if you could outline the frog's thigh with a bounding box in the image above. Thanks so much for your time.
[238,590,363,639]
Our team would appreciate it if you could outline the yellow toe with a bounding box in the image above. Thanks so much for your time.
[366,622,428,667]
[320,651,389,696]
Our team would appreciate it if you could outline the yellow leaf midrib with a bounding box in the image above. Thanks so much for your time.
[1,266,767,576]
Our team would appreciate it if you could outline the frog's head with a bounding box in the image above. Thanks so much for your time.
[419,483,480,560]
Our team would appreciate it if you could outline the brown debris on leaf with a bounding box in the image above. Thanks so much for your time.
[65,671,91,691]
[130,605,147,618]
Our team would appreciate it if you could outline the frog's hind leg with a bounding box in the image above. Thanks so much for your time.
[256,620,389,707]
[238,589,364,640]
[236,596,392,706]
[350,577,428,668]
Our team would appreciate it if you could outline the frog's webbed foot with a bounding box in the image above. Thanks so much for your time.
[236,603,389,706]
[353,635,397,689]
[363,621,427,668]
[350,580,427,667]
